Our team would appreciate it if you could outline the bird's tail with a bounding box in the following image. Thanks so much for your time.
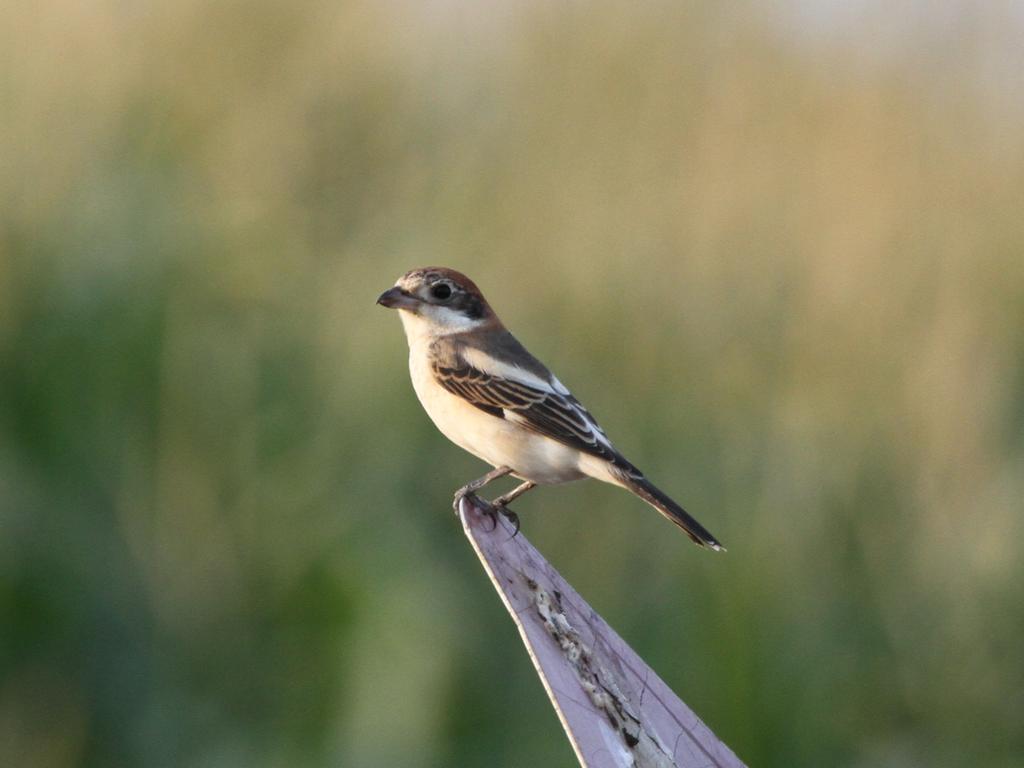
[616,468,725,551]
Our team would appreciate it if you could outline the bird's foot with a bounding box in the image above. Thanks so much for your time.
[454,490,519,535]
[452,466,514,518]
[452,488,478,515]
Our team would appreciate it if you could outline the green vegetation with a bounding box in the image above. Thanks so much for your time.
[2,2,1022,766]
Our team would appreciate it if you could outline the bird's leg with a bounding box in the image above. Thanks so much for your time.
[490,480,536,508]
[487,480,535,535]
[453,465,513,515]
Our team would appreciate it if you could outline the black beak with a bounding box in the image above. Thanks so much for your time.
[376,286,419,310]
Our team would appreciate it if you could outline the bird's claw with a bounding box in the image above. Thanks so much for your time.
[454,491,520,536]
[453,490,499,531]
[492,504,521,537]
[470,498,500,532]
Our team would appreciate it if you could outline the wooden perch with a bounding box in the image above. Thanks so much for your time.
[458,496,746,768]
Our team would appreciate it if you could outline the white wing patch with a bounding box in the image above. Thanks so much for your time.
[462,346,552,390]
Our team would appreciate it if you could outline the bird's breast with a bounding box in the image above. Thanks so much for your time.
[407,350,585,485]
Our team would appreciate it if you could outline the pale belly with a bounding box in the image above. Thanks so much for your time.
[408,354,586,485]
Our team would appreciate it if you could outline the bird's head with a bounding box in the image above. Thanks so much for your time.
[377,267,497,334]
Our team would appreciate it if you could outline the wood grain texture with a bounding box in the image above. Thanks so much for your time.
[459,496,746,768]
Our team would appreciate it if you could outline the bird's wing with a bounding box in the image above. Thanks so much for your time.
[432,359,622,464]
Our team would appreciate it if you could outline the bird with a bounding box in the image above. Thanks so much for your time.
[376,267,723,550]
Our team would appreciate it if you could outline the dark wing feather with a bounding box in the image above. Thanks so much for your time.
[433,363,621,463]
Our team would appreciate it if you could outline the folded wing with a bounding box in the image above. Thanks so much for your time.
[433,361,623,466]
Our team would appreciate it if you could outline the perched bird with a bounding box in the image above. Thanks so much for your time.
[377,267,723,550]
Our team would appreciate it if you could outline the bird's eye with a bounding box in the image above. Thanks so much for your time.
[431,283,452,301]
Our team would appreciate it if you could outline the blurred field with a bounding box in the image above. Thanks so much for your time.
[2,1,1023,766]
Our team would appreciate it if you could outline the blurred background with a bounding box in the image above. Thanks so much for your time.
[2,1,1023,766]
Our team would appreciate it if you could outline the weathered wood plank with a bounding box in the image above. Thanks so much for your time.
[459,496,746,768]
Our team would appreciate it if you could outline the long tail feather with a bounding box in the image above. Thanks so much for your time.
[621,472,725,551]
